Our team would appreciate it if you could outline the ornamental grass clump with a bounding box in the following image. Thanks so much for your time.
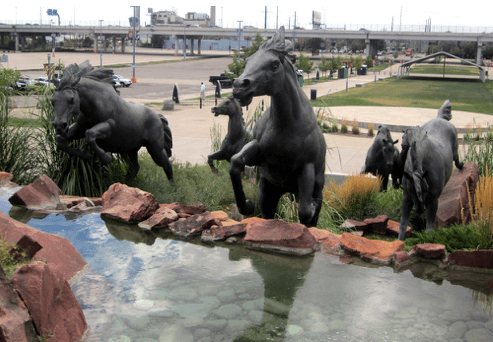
[472,168,493,237]
[368,122,375,137]
[340,119,348,133]
[351,118,360,135]
[323,175,380,221]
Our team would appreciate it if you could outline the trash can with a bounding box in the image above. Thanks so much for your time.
[310,89,317,100]
[361,65,367,75]
[298,75,304,87]
[337,67,347,79]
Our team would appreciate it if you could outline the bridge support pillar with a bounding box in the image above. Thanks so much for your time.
[477,40,483,65]
[14,33,19,52]
[183,37,187,56]
[121,38,125,52]
[174,35,178,56]
[112,37,116,53]
[93,35,98,53]
[190,38,195,54]
[198,38,202,54]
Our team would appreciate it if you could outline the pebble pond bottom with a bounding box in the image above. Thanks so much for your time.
[1,190,493,342]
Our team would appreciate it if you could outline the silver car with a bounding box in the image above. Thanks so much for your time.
[114,75,132,87]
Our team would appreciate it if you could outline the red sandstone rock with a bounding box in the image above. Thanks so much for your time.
[240,217,266,230]
[345,219,369,231]
[0,265,38,342]
[364,215,389,235]
[9,175,65,210]
[59,195,103,208]
[410,243,446,259]
[210,211,230,222]
[201,223,248,242]
[12,261,88,342]
[0,211,87,283]
[9,235,42,262]
[0,171,13,185]
[168,212,219,237]
[308,228,333,243]
[138,206,179,230]
[446,250,493,269]
[386,220,413,238]
[244,220,316,255]
[161,202,207,215]
[102,183,159,222]
[340,233,404,264]
[436,162,479,228]
[338,256,354,264]
[394,251,410,264]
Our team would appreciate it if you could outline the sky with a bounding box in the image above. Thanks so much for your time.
[2,1,493,31]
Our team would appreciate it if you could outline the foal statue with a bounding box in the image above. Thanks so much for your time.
[230,27,327,227]
[51,61,173,181]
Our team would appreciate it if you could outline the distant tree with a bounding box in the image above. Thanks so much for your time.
[330,56,343,76]
[227,51,245,79]
[353,55,364,71]
[296,53,314,78]
[365,55,374,68]
[151,35,170,48]
[318,56,331,77]
[227,33,264,78]
[377,40,387,52]
[82,37,93,48]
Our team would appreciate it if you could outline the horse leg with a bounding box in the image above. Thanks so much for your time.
[297,163,320,227]
[398,192,414,241]
[258,177,284,219]
[425,197,439,233]
[381,174,389,191]
[124,147,141,181]
[85,120,115,165]
[146,143,173,181]
[207,150,228,173]
[230,140,260,215]
[309,172,325,227]
[56,122,91,159]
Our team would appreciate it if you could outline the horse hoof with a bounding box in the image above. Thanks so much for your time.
[240,200,255,216]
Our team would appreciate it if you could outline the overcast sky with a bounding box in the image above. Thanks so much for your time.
[2,1,492,31]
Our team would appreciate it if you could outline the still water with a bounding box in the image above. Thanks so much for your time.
[1,188,493,342]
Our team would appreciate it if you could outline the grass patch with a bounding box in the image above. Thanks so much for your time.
[0,235,31,279]
[410,64,480,76]
[312,77,493,115]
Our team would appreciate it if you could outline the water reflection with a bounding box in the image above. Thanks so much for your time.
[1,192,493,341]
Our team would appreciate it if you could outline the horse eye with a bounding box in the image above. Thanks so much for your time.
[271,62,279,71]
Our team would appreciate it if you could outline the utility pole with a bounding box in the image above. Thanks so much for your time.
[237,21,243,56]
[265,6,267,29]
[99,20,103,68]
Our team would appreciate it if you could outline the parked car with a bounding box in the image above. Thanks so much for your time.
[209,73,233,88]
[114,74,132,87]
[14,76,29,91]
[112,75,123,88]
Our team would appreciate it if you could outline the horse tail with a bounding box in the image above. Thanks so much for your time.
[437,99,452,121]
[159,114,173,157]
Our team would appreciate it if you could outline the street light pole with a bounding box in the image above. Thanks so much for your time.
[130,6,139,82]
[99,20,103,68]
[237,21,243,58]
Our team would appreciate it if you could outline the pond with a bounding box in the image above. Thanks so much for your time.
[1,188,493,342]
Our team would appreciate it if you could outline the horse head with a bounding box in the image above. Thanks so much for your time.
[233,26,295,106]
[211,95,241,117]
[51,63,83,137]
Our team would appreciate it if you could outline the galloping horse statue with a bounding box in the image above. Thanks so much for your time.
[207,95,252,173]
[51,61,173,181]
[231,27,327,227]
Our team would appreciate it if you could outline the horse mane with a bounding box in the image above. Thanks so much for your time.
[260,26,297,71]
[57,60,114,91]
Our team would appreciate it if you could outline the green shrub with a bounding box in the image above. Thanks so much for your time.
[462,129,493,176]
[0,234,31,279]
[404,222,493,253]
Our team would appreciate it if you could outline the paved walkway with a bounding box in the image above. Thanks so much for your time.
[5,50,492,175]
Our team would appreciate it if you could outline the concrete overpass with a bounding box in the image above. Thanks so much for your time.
[1,24,492,63]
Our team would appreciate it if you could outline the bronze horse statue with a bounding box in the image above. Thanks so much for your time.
[207,95,252,173]
[231,27,327,227]
[51,61,173,181]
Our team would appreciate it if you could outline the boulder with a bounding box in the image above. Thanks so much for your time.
[340,233,404,264]
[0,171,14,185]
[386,220,413,238]
[364,215,389,235]
[138,206,179,230]
[0,211,87,283]
[9,234,42,262]
[161,202,207,215]
[169,212,219,238]
[0,265,38,342]
[446,250,493,269]
[8,175,65,210]
[244,220,316,256]
[102,183,159,223]
[340,219,368,232]
[409,243,446,260]
[320,232,343,255]
[12,261,89,342]
[240,217,266,230]
[59,195,103,208]
[436,162,479,228]
[201,223,248,242]
[393,251,410,265]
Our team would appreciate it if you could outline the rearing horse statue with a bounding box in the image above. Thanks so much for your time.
[231,27,326,227]
[51,61,173,181]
